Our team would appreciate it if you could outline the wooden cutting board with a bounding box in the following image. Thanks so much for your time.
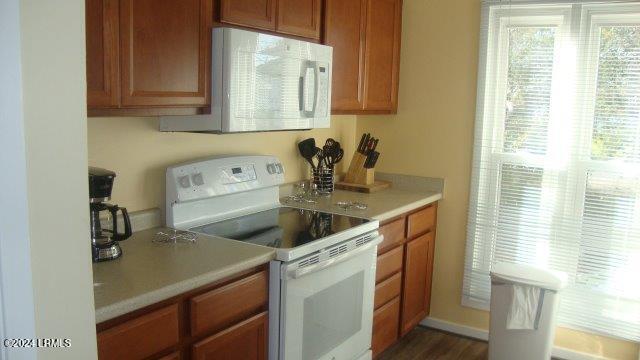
[335,180,391,193]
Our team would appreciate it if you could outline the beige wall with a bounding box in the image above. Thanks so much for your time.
[357,0,639,359]
[20,0,98,358]
[88,116,356,212]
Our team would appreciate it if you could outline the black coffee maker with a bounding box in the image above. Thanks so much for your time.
[89,167,132,262]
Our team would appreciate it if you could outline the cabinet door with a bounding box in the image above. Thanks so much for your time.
[276,0,321,39]
[120,0,209,107]
[324,0,366,111]
[363,0,402,112]
[400,231,434,335]
[372,296,400,358]
[86,0,119,108]
[192,312,268,360]
[220,0,277,31]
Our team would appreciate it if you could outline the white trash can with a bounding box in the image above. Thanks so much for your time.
[489,263,567,360]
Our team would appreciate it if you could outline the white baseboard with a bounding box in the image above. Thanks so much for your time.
[420,317,606,360]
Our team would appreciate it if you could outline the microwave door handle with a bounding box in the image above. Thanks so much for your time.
[290,235,383,279]
[298,75,305,112]
[310,61,320,117]
[300,61,316,118]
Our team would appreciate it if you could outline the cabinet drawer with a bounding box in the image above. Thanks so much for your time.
[372,296,400,358]
[190,270,268,337]
[407,204,437,239]
[374,272,401,310]
[97,304,179,360]
[378,217,406,254]
[375,245,403,283]
[192,311,268,360]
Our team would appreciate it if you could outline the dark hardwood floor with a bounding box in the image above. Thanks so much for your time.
[378,327,488,360]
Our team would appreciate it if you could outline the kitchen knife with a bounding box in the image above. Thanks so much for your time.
[357,133,367,153]
[365,151,379,168]
[365,137,377,155]
[370,139,379,152]
[361,133,371,154]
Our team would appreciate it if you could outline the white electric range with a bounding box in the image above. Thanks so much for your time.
[166,155,382,360]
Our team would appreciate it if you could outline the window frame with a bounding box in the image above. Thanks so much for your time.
[465,1,640,340]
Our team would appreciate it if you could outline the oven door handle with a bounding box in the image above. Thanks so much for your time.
[290,235,383,279]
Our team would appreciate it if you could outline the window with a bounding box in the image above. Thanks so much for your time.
[464,1,640,341]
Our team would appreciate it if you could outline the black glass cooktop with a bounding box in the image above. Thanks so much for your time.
[190,207,370,249]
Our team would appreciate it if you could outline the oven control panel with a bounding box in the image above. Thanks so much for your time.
[166,155,285,203]
[220,164,257,184]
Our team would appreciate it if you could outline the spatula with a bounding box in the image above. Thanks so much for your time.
[298,138,318,170]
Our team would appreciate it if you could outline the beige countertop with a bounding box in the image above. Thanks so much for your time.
[93,228,275,323]
[281,187,442,222]
[93,173,442,324]
[280,172,443,221]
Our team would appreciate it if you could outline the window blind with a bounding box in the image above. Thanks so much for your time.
[464,0,640,341]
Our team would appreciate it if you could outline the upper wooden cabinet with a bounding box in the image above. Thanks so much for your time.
[86,0,119,108]
[120,0,209,107]
[277,0,322,39]
[325,0,403,114]
[323,0,366,111]
[363,0,402,112]
[86,0,210,115]
[86,0,402,116]
[219,0,321,39]
[220,0,277,31]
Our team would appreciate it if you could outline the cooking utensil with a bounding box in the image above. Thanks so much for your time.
[298,138,318,170]
[315,147,324,168]
[322,138,343,167]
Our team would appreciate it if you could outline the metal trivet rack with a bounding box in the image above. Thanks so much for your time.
[153,229,198,244]
[335,201,368,211]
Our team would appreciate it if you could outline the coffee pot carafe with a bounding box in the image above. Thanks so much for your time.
[89,167,132,262]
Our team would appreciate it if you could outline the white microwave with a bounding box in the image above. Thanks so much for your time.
[160,27,332,133]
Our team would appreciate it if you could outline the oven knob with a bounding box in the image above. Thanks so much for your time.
[192,172,204,186]
[178,175,191,188]
[267,163,276,174]
[275,163,284,174]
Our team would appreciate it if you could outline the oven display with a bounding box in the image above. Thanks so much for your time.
[221,164,257,184]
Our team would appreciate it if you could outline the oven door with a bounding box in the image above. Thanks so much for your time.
[278,236,381,360]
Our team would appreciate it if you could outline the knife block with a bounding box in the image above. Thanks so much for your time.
[344,152,374,185]
[337,150,391,193]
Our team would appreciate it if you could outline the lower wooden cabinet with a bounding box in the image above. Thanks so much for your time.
[97,304,179,360]
[372,297,400,358]
[192,312,268,360]
[372,202,438,357]
[96,266,268,360]
[401,231,435,335]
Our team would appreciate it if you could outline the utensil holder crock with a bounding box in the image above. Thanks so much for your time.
[312,166,334,193]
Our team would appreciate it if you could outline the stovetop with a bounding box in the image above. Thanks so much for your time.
[189,207,371,250]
